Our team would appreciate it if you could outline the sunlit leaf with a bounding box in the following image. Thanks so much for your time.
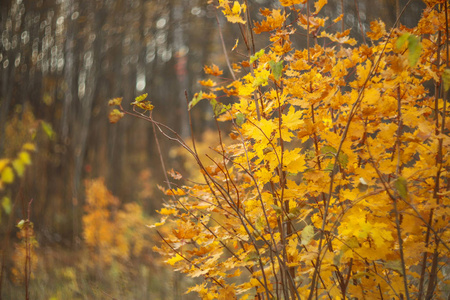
[166,253,184,266]
[159,207,177,215]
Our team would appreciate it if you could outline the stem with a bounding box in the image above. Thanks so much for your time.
[307,0,310,62]
[215,12,236,81]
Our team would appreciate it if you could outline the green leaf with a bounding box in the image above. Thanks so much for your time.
[396,33,410,50]
[250,49,265,64]
[338,152,349,169]
[443,68,450,92]
[188,91,203,110]
[252,73,269,88]
[210,99,230,116]
[41,121,55,140]
[1,166,14,184]
[235,112,245,126]
[301,225,315,245]
[396,33,422,67]
[271,204,282,215]
[321,145,337,157]
[407,34,422,67]
[244,251,259,262]
[384,260,403,275]
[269,60,284,81]
[394,176,408,200]
[2,196,11,214]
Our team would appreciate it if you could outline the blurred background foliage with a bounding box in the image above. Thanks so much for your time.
[0,0,424,298]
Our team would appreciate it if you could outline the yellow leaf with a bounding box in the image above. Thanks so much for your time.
[314,0,327,14]
[1,166,14,184]
[333,14,343,23]
[0,159,9,173]
[109,109,124,123]
[232,39,239,51]
[159,207,177,215]
[165,188,186,196]
[22,143,36,151]
[18,151,31,165]
[279,0,305,6]
[12,159,25,177]
[135,93,148,102]
[166,254,184,266]
[108,97,123,106]
[204,64,223,76]
[367,20,386,40]
[362,88,381,105]
[199,79,215,87]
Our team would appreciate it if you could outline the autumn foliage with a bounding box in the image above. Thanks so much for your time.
[110,0,449,299]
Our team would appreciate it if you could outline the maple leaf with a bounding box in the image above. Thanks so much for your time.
[199,79,216,87]
[314,0,327,15]
[254,9,286,34]
[204,64,223,76]
[367,20,386,40]
[108,109,124,123]
[168,168,182,180]
[279,0,306,6]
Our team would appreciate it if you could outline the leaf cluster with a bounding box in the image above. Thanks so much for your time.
[111,1,450,299]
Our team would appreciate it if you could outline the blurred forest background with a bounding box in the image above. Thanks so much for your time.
[0,0,425,298]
